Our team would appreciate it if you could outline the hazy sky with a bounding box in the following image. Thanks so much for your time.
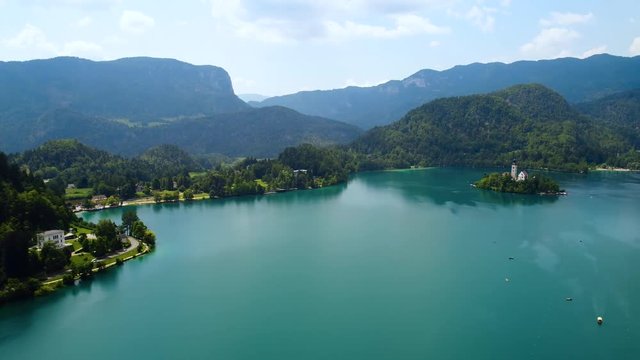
[1,0,639,96]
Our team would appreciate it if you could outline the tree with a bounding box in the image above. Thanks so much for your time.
[95,219,117,242]
[183,189,194,200]
[131,220,148,240]
[105,195,120,206]
[40,242,69,274]
[142,230,156,247]
[94,219,123,253]
[121,210,139,236]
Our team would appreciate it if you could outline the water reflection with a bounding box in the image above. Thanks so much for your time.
[355,168,559,208]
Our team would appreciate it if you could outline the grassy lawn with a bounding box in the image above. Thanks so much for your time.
[68,239,82,251]
[189,171,207,178]
[190,192,209,200]
[70,253,95,267]
[65,187,93,200]
[72,224,94,235]
[102,247,140,266]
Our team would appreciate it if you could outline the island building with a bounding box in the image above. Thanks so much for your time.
[510,160,529,182]
[37,229,65,249]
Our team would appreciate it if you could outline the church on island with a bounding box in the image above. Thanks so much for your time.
[510,160,528,182]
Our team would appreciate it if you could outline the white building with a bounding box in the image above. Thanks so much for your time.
[517,170,529,182]
[510,160,518,180]
[37,230,65,249]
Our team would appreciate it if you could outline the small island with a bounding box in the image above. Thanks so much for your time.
[474,161,566,195]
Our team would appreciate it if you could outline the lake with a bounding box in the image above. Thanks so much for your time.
[1,168,639,359]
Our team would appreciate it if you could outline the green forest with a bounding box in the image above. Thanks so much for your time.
[0,152,74,303]
[352,84,640,171]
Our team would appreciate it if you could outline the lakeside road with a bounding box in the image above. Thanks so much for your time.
[593,167,634,172]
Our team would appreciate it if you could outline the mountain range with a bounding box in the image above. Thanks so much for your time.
[0,57,361,156]
[257,54,640,129]
[1,55,639,163]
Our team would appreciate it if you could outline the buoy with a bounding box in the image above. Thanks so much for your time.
[565,297,573,301]
[505,278,510,282]
[508,257,515,260]
[596,316,603,325]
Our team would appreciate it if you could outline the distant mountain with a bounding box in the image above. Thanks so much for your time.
[258,54,640,129]
[0,57,363,157]
[575,89,640,146]
[352,84,640,171]
[238,93,270,102]
[0,56,248,124]
[0,106,362,157]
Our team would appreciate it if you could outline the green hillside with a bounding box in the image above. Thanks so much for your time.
[0,106,362,157]
[352,84,640,171]
[0,152,75,303]
[576,89,640,146]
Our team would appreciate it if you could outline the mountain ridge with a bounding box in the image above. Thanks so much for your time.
[0,56,249,123]
[258,54,640,129]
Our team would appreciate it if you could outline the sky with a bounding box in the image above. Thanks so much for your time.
[1,0,639,96]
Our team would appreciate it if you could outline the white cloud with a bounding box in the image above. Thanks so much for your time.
[60,40,103,56]
[501,0,511,7]
[465,5,496,32]
[209,0,449,43]
[520,27,580,58]
[76,16,93,28]
[3,24,57,53]
[326,15,449,40]
[630,37,640,55]
[3,23,104,59]
[581,45,607,58]
[120,10,155,34]
[429,40,440,47]
[24,0,122,10]
[540,12,593,27]
[448,4,498,32]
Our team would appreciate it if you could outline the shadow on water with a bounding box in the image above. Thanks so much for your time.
[354,168,560,208]
[146,184,348,214]
[0,259,127,346]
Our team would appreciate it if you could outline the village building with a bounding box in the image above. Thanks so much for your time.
[91,194,107,203]
[517,170,529,181]
[37,229,65,249]
[510,160,529,181]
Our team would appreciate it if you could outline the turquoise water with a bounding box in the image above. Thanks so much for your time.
[1,168,639,359]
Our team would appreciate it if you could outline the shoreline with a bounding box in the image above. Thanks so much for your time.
[593,167,635,172]
[37,240,152,295]
[73,165,639,215]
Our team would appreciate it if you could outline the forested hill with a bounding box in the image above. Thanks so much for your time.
[575,89,640,146]
[352,84,640,171]
[12,140,203,198]
[0,106,362,157]
[0,151,75,302]
[258,54,640,129]
[0,56,248,123]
